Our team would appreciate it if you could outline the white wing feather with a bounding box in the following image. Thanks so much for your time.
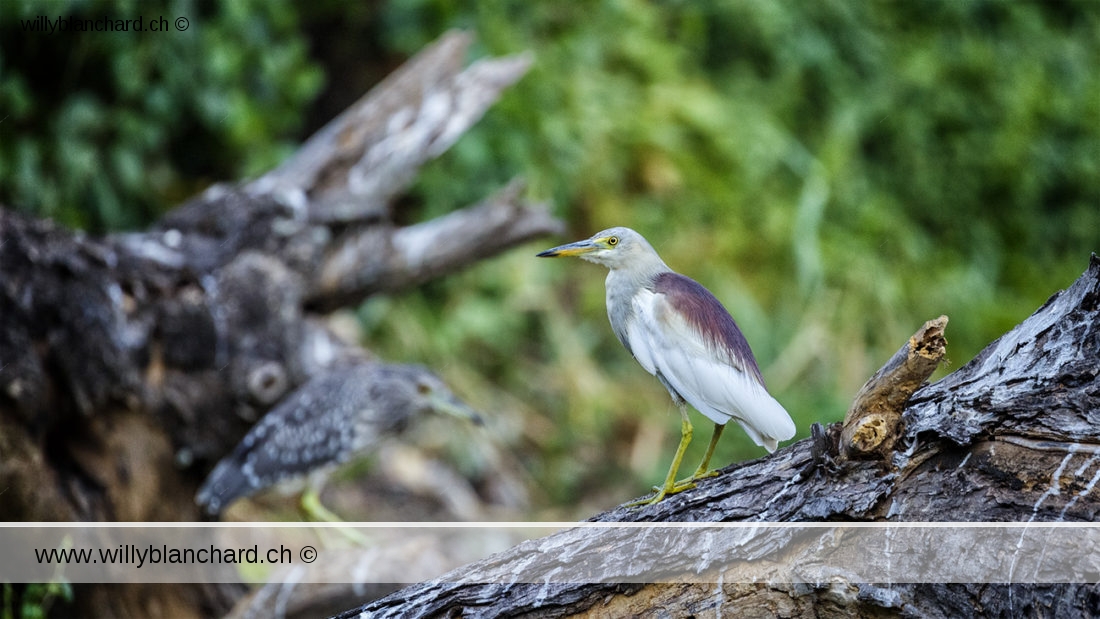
[627,289,795,452]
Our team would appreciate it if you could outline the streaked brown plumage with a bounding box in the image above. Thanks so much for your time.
[195,364,480,517]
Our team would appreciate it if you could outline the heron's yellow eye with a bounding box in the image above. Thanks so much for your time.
[607,236,619,246]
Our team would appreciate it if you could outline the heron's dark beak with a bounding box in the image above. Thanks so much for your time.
[536,239,599,258]
[430,393,484,426]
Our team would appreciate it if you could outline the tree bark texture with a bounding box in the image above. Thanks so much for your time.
[0,31,560,618]
[336,256,1100,618]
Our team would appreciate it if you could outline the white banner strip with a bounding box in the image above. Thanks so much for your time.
[2,523,1098,585]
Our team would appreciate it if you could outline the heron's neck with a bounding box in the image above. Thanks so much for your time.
[604,258,669,350]
[607,252,670,287]
[605,261,671,305]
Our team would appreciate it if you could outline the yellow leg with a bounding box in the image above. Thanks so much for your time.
[301,486,342,523]
[686,422,725,482]
[302,486,370,546]
[626,405,693,507]
[654,422,727,494]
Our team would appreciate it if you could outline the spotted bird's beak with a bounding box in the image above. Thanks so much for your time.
[430,392,484,427]
[536,238,600,258]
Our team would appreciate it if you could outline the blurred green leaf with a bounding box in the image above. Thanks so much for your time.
[0,0,323,231]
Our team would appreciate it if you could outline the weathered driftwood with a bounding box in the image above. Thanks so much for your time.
[336,256,1100,618]
[840,315,948,459]
[313,178,560,310]
[257,31,533,226]
[0,30,558,618]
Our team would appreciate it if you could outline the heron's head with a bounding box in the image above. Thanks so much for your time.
[380,365,484,426]
[536,227,665,272]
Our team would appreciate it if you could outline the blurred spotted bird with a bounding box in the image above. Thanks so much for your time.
[196,363,482,518]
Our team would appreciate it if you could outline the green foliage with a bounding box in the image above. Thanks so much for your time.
[360,0,1100,512]
[2,582,72,619]
[0,0,322,231]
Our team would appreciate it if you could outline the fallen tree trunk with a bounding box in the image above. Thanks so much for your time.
[0,31,559,618]
[336,255,1100,618]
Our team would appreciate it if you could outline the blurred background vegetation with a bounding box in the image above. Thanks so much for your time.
[2,0,1098,519]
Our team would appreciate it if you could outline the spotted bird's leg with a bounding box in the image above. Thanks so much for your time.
[301,476,371,546]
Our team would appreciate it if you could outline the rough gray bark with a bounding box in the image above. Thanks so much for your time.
[334,255,1100,618]
[0,30,559,618]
